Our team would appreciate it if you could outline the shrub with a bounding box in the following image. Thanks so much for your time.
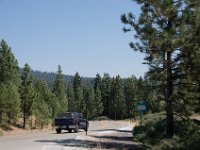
[133,113,166,145]
[133,113,200,150]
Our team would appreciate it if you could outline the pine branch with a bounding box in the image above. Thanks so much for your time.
[173,82,198,87]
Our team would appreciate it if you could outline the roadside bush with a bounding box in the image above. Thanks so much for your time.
[133,113,200,150]
[133,113,166,145]
[180,125,200,150]
[0,121,12,131]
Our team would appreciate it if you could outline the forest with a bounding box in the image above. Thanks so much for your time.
[0,39,150,129]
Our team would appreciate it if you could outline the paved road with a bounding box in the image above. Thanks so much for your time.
[0,120,141,150]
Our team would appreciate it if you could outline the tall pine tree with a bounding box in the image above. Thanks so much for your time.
[72,72,83,112]
[124,76,138,118]
[100,73,112,117]
[94,73,103,117]
[121,0,194,137]
[0,39,21,124]
[111,75,126,120]
[20,63,35,128]
[32,80,53,128]
[53,65,68,112]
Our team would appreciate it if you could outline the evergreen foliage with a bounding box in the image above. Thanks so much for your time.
[133,113,200,150]
[111,75,126,119]
[0,39,21,125]
[32,80,55,128]
[53,65,68,112]
[72,72,84,112]
[124,76,138,118]
[0,40,20,85]
[85,87,96,119]
[20,63,36,128]
[0,83,21,124]
[94,87,103,117]
[121,0,200,148]
[100,73,112,117]
[121,0,200,138]
[94,73,103,117]
[66,83,74,112]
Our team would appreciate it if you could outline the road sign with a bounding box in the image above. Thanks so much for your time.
[136,101,146,124]
[137,105,146,111]
[136,101,146,115]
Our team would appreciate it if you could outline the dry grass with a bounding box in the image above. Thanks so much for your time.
[0,124,53,136]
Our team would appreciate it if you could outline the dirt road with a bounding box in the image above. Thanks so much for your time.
[0,120,142,150]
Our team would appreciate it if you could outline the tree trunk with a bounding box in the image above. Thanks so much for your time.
[23,99,26,129]
[166,50,174,138]
[198,80,200,112]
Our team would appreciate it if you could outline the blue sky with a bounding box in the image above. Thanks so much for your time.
[0,0,147,78]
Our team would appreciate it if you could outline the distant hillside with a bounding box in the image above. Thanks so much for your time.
[30,70,94,88]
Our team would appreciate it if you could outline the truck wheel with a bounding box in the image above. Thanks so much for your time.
[56,128,61,134]
[74,124,79,133]
[84,127,88,132]
[68,129,72,133]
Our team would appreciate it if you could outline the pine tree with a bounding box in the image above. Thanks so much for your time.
[178,2,200,113]
[53,65,68,112]
[121,0,192,137]
[0,39,21,124]
[20,63,35,128]
[100,73,112,117]
[73,72,83,112]
[0,40,20,85]
[124,76,138,118]
[94,73,102,91]
[32,80,52,128]
[66,83,74,112]
[94,87,103,117]
[85,87,96,118]
[94,73,103,117]
[111,75,126,120]
[0,84,21,124]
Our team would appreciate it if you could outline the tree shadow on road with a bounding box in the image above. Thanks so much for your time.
[35,138,143,150]
[35,129,144,150]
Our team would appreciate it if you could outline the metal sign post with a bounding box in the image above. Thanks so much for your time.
[136,101,146,125]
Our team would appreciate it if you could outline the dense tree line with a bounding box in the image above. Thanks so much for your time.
[0,39,152,129]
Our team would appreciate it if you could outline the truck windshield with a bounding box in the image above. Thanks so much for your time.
[57,113,72,118]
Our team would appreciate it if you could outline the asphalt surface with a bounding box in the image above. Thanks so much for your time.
[0,120,142,150]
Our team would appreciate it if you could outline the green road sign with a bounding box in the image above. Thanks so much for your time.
[137,105,146,111]
[136,101,146,115]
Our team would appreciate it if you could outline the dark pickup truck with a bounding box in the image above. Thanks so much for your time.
[55,112,89,133]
